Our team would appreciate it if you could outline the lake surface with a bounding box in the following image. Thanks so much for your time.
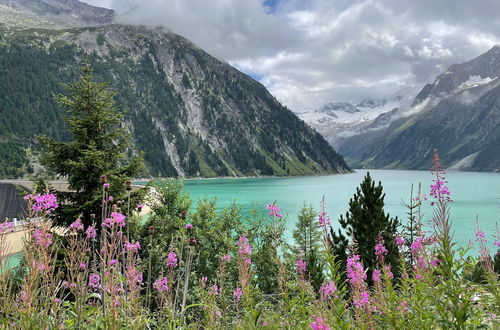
[182,170,499,254]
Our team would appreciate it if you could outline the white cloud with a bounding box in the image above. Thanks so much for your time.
[82,0,500,112]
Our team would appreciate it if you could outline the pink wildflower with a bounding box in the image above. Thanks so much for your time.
[397,300,409,312]
[410,237,424,252]
[495,241,500,247]
[69,218,84,232]
[431,259,439,267]
[372,269,381,283]
[208,284,220,296]
[153,277,169,292]
[353,291,370,308]
[233,287,243,301]
[215,311,222,318]
[266,204,282,218]
[102,212,126,228]
[396,235,405,246]
[33,228,53,248]
[296,259,307,275]
[85,225,97,239]
[310,315,330,330]
[346,255,366,287]
[375,243,388,259]
[221,254,232,262]
[136,204,144,211]
[30,193,59,214]
[185,223,193,229]
[238,235,252,255]
[319,281,337,301]
[124,241,141,253]
[103,183,110,189]
[0,222,14,233]
[384,265,394,279]
[475,231,486,243]
[318,211,331,228]
[166,252,178,268]
[108,259,118,266]
[89,273,100,289]
[79,263,87,270]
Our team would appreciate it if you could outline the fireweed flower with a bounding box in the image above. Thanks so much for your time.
[79,262,87,270]
[296,259,307,275]
[108,259,118,266]
[221,254,232,262]
[233,287,243,301]
[372,269,382,283]
[33,228,53,248]
[374,243,388,260]
[396,235,405,246]
[102,212,126,228]
[410,237,424,252]
[185,224,193,229]
[475,231,486,243]
[124,241,141,253]
[310,315,330,330]
[85,225,97,239]
[238,236,252,255]
[153,277,169,292]
[353,291,370,308]
[208,284,220,296]
[319,281,337,301]
[346,255,366,287]
[318,211,331,228]
[26,193,59,214]
[103,183,110,189]
[136,204,144,211]
[0,222,14,233]
[89,273,100,289]
[69,218,84,232]
[126,266,143,286]
[166,252,178,268]
[266,204,282,218]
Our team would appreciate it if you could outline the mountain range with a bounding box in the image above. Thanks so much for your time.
[0,0,350,178]
[301,47,500,172]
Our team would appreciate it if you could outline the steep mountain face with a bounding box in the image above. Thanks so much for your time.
[0,0,350,178]
[336,46,500,172]
[0,0,114,26]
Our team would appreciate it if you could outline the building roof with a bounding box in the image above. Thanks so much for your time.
[0,183,29,221]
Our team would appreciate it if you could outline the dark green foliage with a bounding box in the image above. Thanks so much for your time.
[0,142,29,178]
[0,26,350,179]
[330,172,400,284]
[287,203,325,292]
[307,247,325,293]
[39,62,143,226]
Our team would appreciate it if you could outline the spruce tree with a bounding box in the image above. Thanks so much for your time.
[288,203,325,292]
[330,172,399,284]
[39,62,143,227]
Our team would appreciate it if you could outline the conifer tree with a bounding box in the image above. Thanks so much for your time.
[330,172,399,284]
[288,203,325,292]
[39,62,143,227]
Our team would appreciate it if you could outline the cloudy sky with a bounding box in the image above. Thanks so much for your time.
[82,0,500,112]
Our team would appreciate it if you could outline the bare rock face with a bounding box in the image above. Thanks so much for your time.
[0,0,115,26]
[0,1,350,178]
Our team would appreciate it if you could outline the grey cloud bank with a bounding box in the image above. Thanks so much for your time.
[82,0,500,112]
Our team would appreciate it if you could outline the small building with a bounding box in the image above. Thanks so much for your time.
[0,183,29,223]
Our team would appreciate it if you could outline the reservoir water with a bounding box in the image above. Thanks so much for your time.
[182,169,500,253]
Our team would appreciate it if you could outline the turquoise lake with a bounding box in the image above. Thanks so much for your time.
[181,169,499,254]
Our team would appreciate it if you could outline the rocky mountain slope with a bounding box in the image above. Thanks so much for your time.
[0,0,350,178]
[335,46,500,172]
